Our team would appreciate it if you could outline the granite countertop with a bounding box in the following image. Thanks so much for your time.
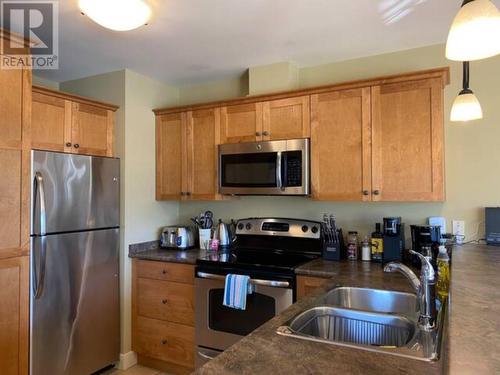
[194,260,441,375]
[447,244,500,374]
[129,241,500,374]
[128,240,208,264]
[195,244,500,375]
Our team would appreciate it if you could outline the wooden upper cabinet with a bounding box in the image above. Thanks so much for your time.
[0,67,23,149]
[71,102,114,157]
[0,256,29,375]
[220,103,263,144]
[262,96,310,141]
[0,149,29,260]
[371,78,445,201]
[153,68,448,202]
[31,86,118,157]
[156,109,223,201]
[31,92,71,152]
[311,88,372,201]
[186,108,220,200]
[156,113,187,200]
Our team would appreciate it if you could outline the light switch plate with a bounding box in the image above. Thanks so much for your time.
[452,220,465,243]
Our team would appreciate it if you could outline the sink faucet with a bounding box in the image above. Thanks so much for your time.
[384,250,437,331]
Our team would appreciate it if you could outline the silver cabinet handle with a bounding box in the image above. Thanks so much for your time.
[196,271,290,288]
[33,172,47,299]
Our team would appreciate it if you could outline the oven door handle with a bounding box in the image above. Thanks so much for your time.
[196,271,290,288]
[197,351,217,361]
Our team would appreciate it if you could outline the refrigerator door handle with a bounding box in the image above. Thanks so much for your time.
[34,172,47,236]
[33,172,47,299]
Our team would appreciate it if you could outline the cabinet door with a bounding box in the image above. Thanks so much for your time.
[297,276,328,300]
[371,79,444,201]
[31,92,72,152]
[0,256,29,375]
[0,149,29,259]
[0,67,23,149]
[311,88,372,201]
[262,96,310,141]
[156,113,188,200]
[186,108,220,200]
[220,103,263,144]
[71,102,114,157]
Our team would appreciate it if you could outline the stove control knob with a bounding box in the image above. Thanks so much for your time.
[237,223,244,230]
[301,225,309,233]
[245,223,252,230]
[311,226,319,234]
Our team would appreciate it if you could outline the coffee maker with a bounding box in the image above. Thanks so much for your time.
[382,217,405,263]
[410,225,441,268]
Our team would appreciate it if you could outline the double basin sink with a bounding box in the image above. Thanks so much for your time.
[277,287,444,361]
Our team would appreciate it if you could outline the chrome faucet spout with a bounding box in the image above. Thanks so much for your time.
[383,262,421,292]
[384,250,437,331]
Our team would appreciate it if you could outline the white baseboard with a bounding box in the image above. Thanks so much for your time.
[117,351,137,370]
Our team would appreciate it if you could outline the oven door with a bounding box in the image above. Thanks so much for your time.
[195,271,293,354]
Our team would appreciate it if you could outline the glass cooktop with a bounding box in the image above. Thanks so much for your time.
[196,247,318,271]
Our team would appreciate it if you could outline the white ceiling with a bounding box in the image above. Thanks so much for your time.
[23,0,497,85]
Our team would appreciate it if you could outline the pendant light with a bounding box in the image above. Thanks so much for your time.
[450,62,483,122]
[446,0,500,61]
[79,0,152,31]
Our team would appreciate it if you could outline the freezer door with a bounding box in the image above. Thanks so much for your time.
[32,150,119,234]
[30,229,120,375]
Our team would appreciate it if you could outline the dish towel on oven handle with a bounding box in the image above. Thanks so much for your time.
[223,274,253,310]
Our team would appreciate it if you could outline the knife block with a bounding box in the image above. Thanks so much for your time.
[322,228,345,261]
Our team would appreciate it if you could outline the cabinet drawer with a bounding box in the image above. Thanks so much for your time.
[134,316,194,369]
[137,278,194,326]
[136,260,194,284]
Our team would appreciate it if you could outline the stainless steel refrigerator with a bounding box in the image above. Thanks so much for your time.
[30,150,120,375]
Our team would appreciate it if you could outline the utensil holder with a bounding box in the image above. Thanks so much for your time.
[199,228,212,250]
[322,228,345,261]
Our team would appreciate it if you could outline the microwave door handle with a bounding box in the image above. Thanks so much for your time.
[276,151,283,189]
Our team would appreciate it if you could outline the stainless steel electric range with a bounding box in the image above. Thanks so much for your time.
[194,217,322,368]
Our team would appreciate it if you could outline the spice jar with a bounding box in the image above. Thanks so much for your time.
[347,231,359,261]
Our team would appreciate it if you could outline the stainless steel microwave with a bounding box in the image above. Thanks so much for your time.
[218,138,310,195]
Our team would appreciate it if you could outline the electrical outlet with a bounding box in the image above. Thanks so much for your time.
[452,220,465,243]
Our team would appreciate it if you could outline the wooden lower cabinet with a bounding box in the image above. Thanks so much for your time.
[137,278,195,326]
[0,256,29,375]
[132,259,195,374]
[134,317,194,372]
[297,275,329,300]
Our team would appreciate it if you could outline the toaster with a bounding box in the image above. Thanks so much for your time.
[160,226,196,249]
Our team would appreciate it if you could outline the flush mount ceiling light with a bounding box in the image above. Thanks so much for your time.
[79,0,152,31]
[446,0,500,61]
[451,62,483,122]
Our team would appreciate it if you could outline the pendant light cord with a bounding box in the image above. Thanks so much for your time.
[461,61,473,94]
